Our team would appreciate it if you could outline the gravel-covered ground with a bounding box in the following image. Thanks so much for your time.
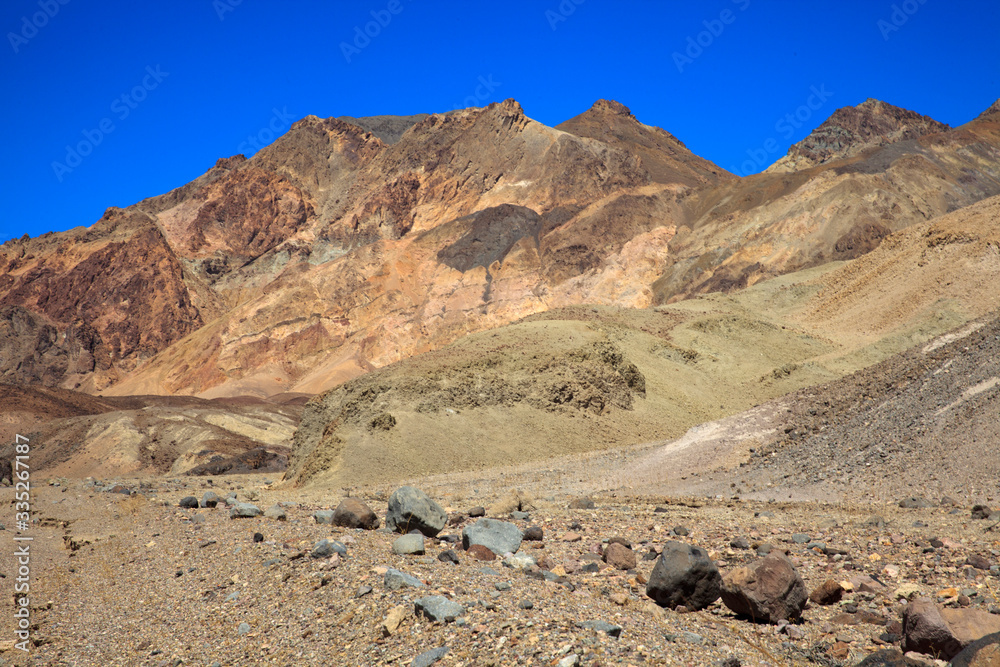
[2,476,998,666]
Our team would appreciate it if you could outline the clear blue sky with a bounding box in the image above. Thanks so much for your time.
[2,0,997,242]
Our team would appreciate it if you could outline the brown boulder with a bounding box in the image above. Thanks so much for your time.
[603,543,637,571]
[720,552,808,623]
[809,579,844,606]
[950,632,1000,667]
[902,597,1000,660]
[466,544,496,561]
[332,498,380,530]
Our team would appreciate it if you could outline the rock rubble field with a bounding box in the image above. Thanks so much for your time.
[3,476,1000,666]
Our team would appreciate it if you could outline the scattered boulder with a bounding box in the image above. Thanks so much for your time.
[179,496,199,509]
[229,503,262,519]
[720,552,808,623]
[971,505,993,520]
[313,510,334,524]
[384,568,425,590]
[902,597,958,658]
[311,539,347,559]
[950,631,1000,667]
[386,487,447,537]
[523,526,544,541]
[603,543,637,571]
[466,544,496,561]
[411,646,449,667]
[810,579,845,606]
[468,506,485,517]
[568,497,596,510]
[264,504,286,521]
[437,549,460,564]
[462,518,523,556]
[646,541,722,611]
[576,620,622,638]
[200,491,220,508]
[381,604,410,637]
[333,498,380,530]
[415,596,464,623]
[392,534,426,555]
[901,597,1000,660]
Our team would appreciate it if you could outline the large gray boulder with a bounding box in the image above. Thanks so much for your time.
[462,518,523,556]
[645,541,722,611]
[720,551,808,623]
[386,486,447,537]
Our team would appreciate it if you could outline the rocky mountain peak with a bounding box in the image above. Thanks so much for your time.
[588,99,634,117]
[977,98,1000,119]
[767,98,950,173]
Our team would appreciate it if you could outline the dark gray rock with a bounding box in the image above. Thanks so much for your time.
[646,541,722,611]
[310,539,347,559]
[462,518,523,556]
[200,491,220,508]
[411,646,449,667]
[523,526,544,541]
[972,504,994,520]
[386,486,447,537]
[468,506,485,517]
[438,549,460,564]
[415,595,464,623]
[730,536,751,550]
[179,496,199,509]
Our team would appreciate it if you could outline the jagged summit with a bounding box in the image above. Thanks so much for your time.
[588,99,634,117]
[767,98,950,173]
[977,98,1000,119]
[336,113,429,144]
